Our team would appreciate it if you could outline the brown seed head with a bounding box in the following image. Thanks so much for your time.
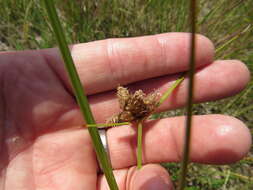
[117,86,130,109]
[107,86,160,123]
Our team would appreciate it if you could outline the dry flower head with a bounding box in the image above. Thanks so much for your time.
[108,86,161,123]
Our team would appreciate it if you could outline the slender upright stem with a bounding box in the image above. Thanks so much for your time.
[178,0,197,189]
[137,122,143,169]
[42,1,118,189]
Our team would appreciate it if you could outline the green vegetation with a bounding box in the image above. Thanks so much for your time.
[42,1,118,189]
[0,0,252,189]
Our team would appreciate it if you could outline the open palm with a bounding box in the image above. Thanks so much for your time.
[0,33,251,190]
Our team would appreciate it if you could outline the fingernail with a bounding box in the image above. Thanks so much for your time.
[132,165,172,190]
[141,176,170,190]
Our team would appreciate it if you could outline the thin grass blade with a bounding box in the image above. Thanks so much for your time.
[157,76,184,107]
[216,24,252,54]
[42,0,118,189]
[178,0,197,189]
[87,122,130,128]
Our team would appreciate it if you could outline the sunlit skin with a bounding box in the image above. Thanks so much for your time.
[0,33,251,190]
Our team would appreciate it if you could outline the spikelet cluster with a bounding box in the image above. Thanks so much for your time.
[108,86,160,123]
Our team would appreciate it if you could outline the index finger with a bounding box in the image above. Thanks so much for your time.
[42,33,214,94]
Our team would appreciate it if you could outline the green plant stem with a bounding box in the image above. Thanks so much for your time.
[229,171,253,182]
[87,122,130,128]
[157,76,184,107]
[137,121,143,169]
[215,24,252,54]
[233,104,253,117]
[178,0,197,189]
[42,1,118,189]
[217,170,253,182]
[222,170,230,189]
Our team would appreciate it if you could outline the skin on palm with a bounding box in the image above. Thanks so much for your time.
[0,33,251,189]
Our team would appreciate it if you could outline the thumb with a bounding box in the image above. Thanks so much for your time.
[98,164,174,190]
[128,164,174,190]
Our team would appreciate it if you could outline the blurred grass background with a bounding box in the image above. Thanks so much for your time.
[0,0,252,189]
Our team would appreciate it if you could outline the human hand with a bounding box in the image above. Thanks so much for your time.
[0,33,251,190]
